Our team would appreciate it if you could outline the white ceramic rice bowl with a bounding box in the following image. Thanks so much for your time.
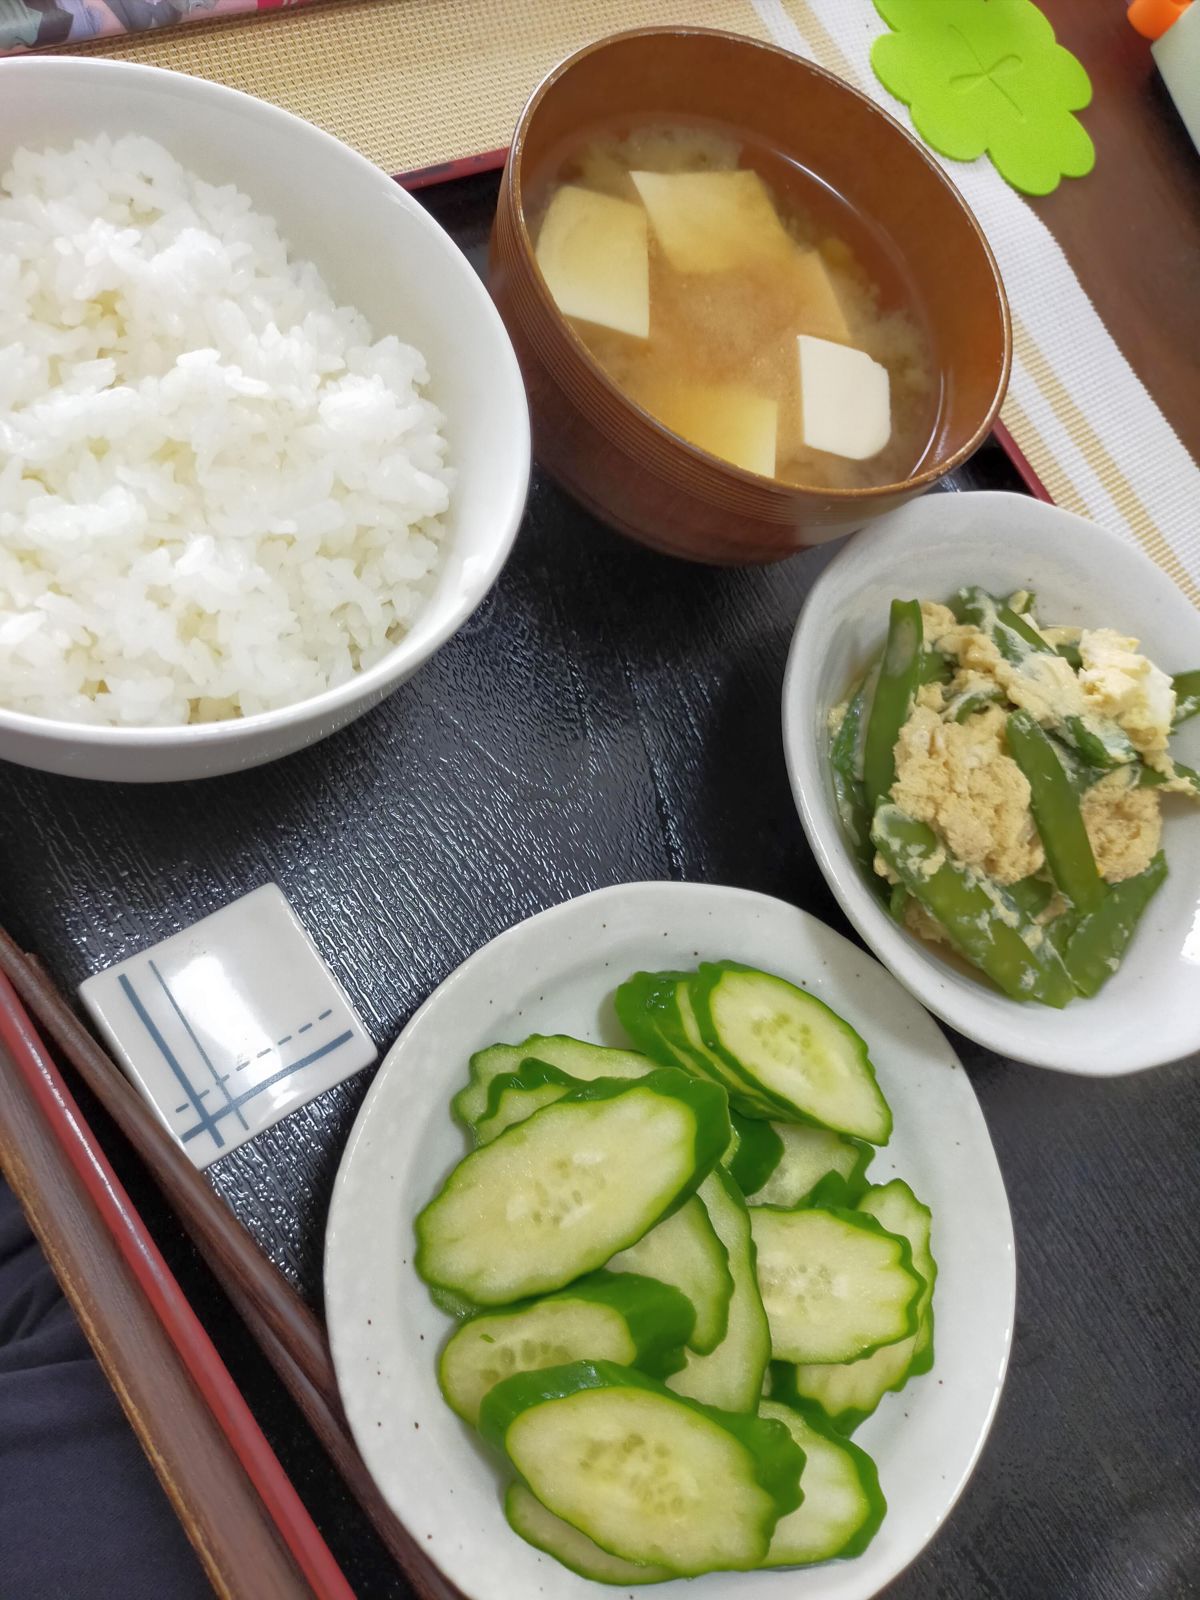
[0,58,529,782]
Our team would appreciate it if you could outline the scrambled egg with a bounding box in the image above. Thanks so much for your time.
[1077,628,1175,769]
[1080,770,1162,882]
[863,599,1174,897]
[889,703,1043,883]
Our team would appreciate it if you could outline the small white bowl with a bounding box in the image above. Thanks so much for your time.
[783,491,1200,1075]
[0,59,530,783]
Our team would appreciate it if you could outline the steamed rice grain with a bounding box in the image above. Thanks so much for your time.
[0,133,453,727]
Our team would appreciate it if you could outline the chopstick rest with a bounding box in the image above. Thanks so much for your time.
[79,884,376,1168]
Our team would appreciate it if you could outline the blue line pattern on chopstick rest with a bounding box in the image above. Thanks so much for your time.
[174,1088,211,1114]
[119,972,226,1150]
[179,1030,355,1144]
[149,958,250,1135]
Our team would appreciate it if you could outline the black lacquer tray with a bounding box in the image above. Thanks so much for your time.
[2,172,1197,1600]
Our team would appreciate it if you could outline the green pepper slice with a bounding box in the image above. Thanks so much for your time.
[1006,711,1106,915]
[1136,758,1200,799]
[1060,715,1137,770]
[887,882,910,923]
[829,675,876,877]
[871,805,1078,1007]
[1062,852,1167,997]
[919,649,953,685]
[1056,640,1084,671]
[1050,733,1110,794]
[946,686,1003,723]
[1006,874,1055,918]
[862,599,923,812]
[950,586,1049,663]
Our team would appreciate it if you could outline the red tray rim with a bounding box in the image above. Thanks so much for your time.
[0,970,355,1600]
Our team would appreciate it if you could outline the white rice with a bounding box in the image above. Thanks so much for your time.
[0,133,453,727]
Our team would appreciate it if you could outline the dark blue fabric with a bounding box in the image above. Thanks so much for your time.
[0,1178,210,1600]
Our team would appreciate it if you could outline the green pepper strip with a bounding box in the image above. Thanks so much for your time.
[1173,671,1200,726]
[1043,911,1078,960]
[1006,711,1106,915]
[947,686,1002,723]
[1048,734,1108,794]
[1056,641,1083,671]
[829,676,875,876]
[1137,758,1200,799]
[950,586,1049,663]
[871,805,1078,1008]
[1006,874,1055,918]
[1061,715,1137,770]
[1062,852,1167,998]
[951,588,1134,767]
[863,599,923,813]
[919,649,953,685]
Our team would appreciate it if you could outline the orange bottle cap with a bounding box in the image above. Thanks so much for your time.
[1127,0,1191,41]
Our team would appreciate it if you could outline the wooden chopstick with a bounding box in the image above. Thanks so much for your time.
[0,928,464,1600]
[0,976,342,1600]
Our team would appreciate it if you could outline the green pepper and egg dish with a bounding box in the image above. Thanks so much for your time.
[830,588,1200,1006]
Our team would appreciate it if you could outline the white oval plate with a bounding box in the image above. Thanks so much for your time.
[782,491,1200,1075]
[325,882,1015,1600]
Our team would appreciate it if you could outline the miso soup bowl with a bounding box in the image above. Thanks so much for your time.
[490,27,1011,565]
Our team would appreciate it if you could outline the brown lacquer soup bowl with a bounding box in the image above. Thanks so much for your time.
[490,27,1011,565]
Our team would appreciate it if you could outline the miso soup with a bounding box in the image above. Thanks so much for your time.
[531,123,939,491]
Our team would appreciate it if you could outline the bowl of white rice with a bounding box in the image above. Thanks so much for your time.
[0,58,530,782]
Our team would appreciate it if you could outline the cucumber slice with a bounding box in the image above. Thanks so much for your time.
[674,979,781,1117]
[805,1171,865,1210]
[775,1336,914,1437]
[475,1060,576,1146]
[453,1036,657,1129]
[769,1182,935,1432]
[858,1179,937,1377]
[727,1112,785,1196]
[757,1182,939,1434]
[479,1360,804,1577]
[615,971,779,1117]
[613,970,715,1076]
[609,1193,733,1354]
[759,1400,886,1565]
[438,1271,694,1425]
[416,1070,730,1304]
[745,1123,872,1209]
[692,964,892,1144]
[748,1206,922,1365]
[667,1168,771,1412]
[505,1482,672,1586]
[474,1053,653,1145]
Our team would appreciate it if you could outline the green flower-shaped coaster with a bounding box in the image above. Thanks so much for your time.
[871,0,1095,196]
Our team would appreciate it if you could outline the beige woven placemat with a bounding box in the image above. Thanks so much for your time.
[66,0,775,175]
